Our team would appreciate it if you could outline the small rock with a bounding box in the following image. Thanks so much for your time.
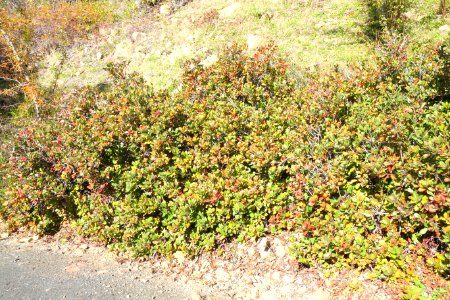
[249,287,259,299]
[257,237,271,258]
[192,270,202,279]
[190,290,203,300]
[203,273,213,282]
[173,251,186,264]
[99,27,108,36]
[113,40,134,59]
[439,25,450,35]
[275,245,286,258]
[0,232,9,239]
[79,244,89,250]
[32,235,39,241]
[315,21,326,29]
[19,237,33,243]
[161,261,169,269]
[215,267,230,281]
[131,31,145,42]
[261,11,275,20]
[257,237,270,252]
[96,52,103,60]
[72,249,85,257]
[131,31,140,41]
[160,4,171,16]
[271,271,282,281]
[308,289,331,300]
[247,34,264,51]
[248,247,256,256]
[282,275,294,284]
[201,54,218,67]
[219,3,241,18]
[153,49,162,57]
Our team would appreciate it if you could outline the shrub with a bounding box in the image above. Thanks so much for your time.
[1,40,449,292]
[289,39,450,281]
[361,0,413,38]
[2,45,298,253]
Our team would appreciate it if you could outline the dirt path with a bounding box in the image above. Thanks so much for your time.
[0,236,204,300]
[0,222,393,300]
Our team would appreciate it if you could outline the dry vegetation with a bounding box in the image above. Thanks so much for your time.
[1,0,449,298]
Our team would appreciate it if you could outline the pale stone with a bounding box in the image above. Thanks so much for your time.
[96,52,103,60]
[315,21,326,29]
[439,25,450,35]
[131,31,146,42]
[131,31,139,41]
[160,4,171,16]
[257,237,270,252]
[219,3,241,18]
[257,237,272,259]
[153,49,162,57]
[19,237,33,243]
[203,273,213,282]
[161,261,169,269]
[247,34,264,51]
[72,248,85,257]
[215,267,230,281]
[192,270,202,279]
[113,40,134,59]
[0,232,9,239]
[308,289,331,300]
[98,27,108,36]
[201,54,218,67]
[271,271,282,281]
[190,290,203,300]
[79,244,89,250]
[275,245,286,258]
[260,249,272,259]
[249,287,259,299]
[282,274,294,284]
[173,251,186,264]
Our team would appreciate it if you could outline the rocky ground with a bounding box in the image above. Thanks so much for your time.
[0,221,395,299]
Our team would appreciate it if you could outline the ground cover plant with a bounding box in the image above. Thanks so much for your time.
[1,0,450,297]
[1,35,449,296]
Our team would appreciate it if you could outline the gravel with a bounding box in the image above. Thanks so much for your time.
[0,223,394,299]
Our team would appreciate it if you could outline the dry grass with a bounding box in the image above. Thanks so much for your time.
[39,0,449,90]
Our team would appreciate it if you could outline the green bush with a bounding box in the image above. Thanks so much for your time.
[362,0,413,38]
[1,45,298,253]
[289,39,450,280]
[1,41,449,290]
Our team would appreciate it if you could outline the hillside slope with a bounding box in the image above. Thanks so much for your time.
[40,0,448,90]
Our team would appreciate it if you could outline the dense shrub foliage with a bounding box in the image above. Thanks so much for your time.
[1,41,449,287]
